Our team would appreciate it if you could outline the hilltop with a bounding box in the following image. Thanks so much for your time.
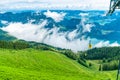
[0,48,117,80]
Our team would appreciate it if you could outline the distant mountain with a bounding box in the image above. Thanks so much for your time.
[0,10,120,51]
[0,30,16,41]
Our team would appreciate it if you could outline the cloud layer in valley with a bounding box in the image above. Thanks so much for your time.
[1,21,90,52]
[1,10,119,52]
[1,21,119,52]
[44,10,66,22]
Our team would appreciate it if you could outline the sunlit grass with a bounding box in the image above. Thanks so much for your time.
[0,48,117,80]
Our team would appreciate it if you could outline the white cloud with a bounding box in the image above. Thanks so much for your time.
[81,19,94,33]
[94,41,110,48]
[110,42,120,47]
[0,0,110,10]
[1,21,120,51]
[67,30,77,40]
[1,20,8,24]
[44,10,66,22]
[94,41,120,48]
[43,27,89,51]
[1,22,90,52]
[78,13,94,33]
[1,20,48,42]
[84,24,93,32]
[79,13,89,16]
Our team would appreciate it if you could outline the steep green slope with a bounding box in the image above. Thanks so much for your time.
[0,49,117,80]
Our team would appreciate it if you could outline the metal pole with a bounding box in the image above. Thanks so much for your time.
[109,0,112,10]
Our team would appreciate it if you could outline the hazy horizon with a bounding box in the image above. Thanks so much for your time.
[0,0,110,11]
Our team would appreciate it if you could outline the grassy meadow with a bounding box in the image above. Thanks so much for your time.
[0,48,118,80]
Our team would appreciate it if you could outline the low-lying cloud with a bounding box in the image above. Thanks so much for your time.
[78,12,94,33]
[44,10,66,22]
[94,41,120,48]
[1,10,120,52]
[1,21,120,52]
[1,21,90,52]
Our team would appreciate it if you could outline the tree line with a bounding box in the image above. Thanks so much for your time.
[0,40,29,49]
[99,60,118,71]
[80,47,120,71]
[61,49,89,68]
[84,47,120,60]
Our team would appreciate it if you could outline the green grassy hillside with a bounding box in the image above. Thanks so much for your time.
[0,48,117,80]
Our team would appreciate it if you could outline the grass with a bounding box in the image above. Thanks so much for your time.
[0,48,118,80]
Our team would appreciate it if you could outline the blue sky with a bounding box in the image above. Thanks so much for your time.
[0,0,110,10]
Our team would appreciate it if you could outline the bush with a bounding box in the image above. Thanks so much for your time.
[102,58,106,63]
[62,50,77,60]
[89,63,92,67]
[35,45,51,50]
[78,58,88,67]
[99,64,102,71]
[102,61,118,71]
